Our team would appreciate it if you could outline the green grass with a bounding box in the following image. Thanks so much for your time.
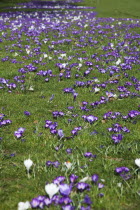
[0,0,140,210]
[78,0,140,18]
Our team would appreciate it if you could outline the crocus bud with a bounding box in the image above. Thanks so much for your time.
[24,159,33,172]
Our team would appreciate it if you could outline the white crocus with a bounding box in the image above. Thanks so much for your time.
[64,161,72,169]
[43,54,48,58]
[116,58,121,65]
[14,52,18,57]
[94,79,100,83]
[48,56,52,60]
[45,183,59,199]
[28,86,34,91]
[78,63,82,68]
[110,43,114,48]
[135,159,140,168]
[79,176,91,182]
[18,201,31,210]
[26,49,30,55]
[60,53,66,58]
[117,183,122,188]
[24,159,33,178]
[94,87,100,93]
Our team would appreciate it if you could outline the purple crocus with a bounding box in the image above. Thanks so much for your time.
[53,161,60,168]
[73,92,78,101]
[84,152,96,159]
[66,148,73,154]
[83,115,98,124]
[115,167,130,174]
[44,197,52,207]
[62,205,75,210]
[58,129,64,139]
[91,174,99,183]
[69,174,78,183]
[111,134,123,144]
[115,167,131,180]
[24,111,31,116]
[53,176,66,185]
[30,198,40,208]
[77,182,90,191]
[46,161,53,166]
[82,195,92,205]
[14,127,25,138]
[98,183,104,189]
[59,184,71,196]
[59,196,72,205]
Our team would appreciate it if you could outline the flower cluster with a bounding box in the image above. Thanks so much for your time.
[29,173,103,209]
[14,127,25,139]
[115,167,131,180]
[82,115,98,124]
[0,114,12,127]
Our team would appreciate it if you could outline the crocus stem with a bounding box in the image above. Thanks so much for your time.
[138,171,140,179]
[27,171,30,179]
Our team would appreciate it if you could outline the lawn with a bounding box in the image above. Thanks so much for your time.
[0,0,140,210]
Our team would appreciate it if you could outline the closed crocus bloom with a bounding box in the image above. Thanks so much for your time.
[59,183,71,196]
[24,159,33,172]
[18,201,31,210]
[135,159,140,168]
[45,183,59,199]
[92,174,99,183]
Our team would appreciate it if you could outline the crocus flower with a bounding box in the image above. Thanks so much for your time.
[24,111,31,116]
[30,198,40,208]
[66,148,72,154]
[14,127,25,139]
[73,92,78,101]
[77,182,90,191]
[111,134,123,144]
[79,176,91,182]
[53,176,66,185]
[58,129,64,139]
[59,184,71,196]
[18,201,31,210]
[24,159,33,172]
[69,174,78,183]
[135,159,140,168]
[44,197,52,206]
[24,159,33,178]
[64,161,72,169]
[53,161,60,168]
[115,167,129,174]
[91,174,99,183]
[59,196,72,205]
[98,183,104,189]
[82,195,92,205]
[45,183,59,199]
[62,205,75,210]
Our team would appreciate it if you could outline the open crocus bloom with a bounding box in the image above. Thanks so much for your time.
[45,183,59,199]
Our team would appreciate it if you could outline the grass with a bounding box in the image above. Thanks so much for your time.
[0,0,140,209]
